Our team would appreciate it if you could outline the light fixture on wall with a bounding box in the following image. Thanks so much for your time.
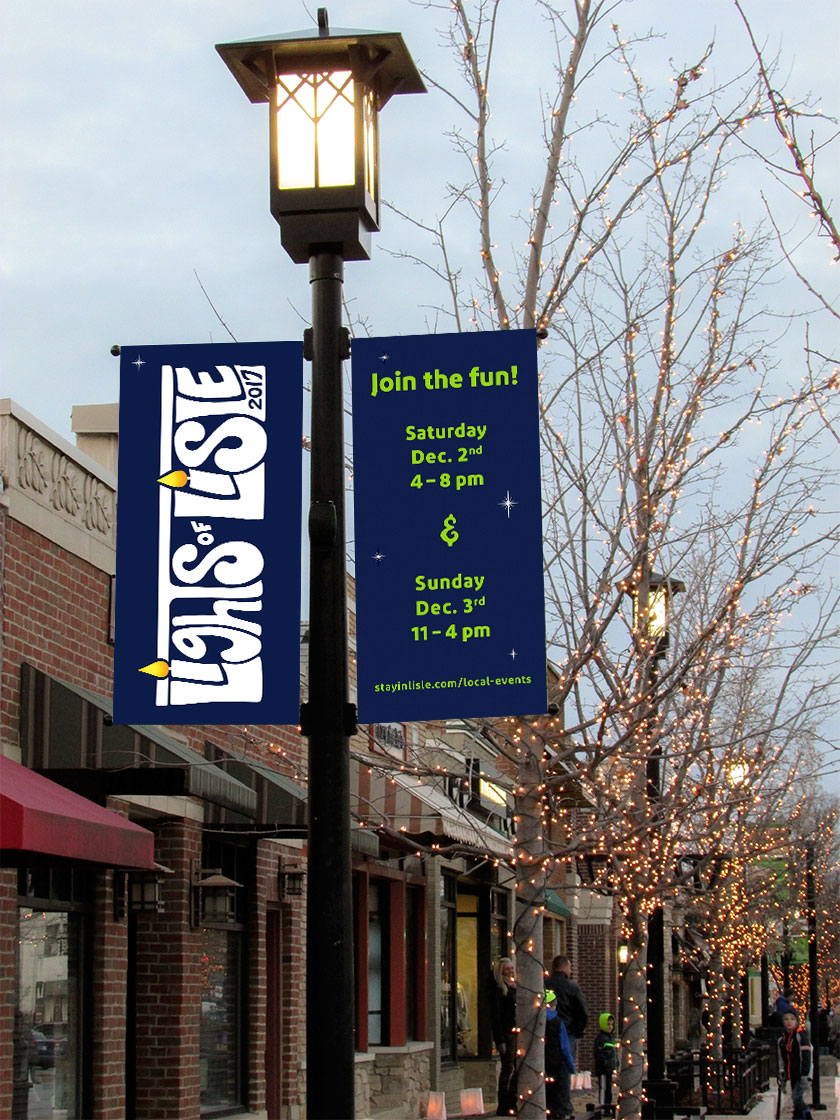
[129,863,173,913]
[192,863,243,926]
[279,861,305,900]
[114,863,173,920]
[618,943,630,965]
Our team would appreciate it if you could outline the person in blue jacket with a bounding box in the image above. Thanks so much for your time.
[545,989,575,1120]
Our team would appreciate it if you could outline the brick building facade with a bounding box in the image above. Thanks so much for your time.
[1,396,608,1120]
[0,400,309,1119]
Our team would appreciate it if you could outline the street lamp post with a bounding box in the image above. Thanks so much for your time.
[619,571,685,1119]
[805,842,826,1111]
[217,13,424,1118]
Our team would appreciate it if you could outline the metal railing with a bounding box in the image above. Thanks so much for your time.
[665,1044,773,1115]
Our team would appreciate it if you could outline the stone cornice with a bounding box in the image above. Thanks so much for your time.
[0,399,117,573]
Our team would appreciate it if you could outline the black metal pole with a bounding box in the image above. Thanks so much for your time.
[647,907,666,1079]
[643,654,675,1120]
[806,842,824,1110]
[304,248,356,1119]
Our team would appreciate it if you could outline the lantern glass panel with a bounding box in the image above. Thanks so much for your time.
[275,70,356,190]
[363,87,377,198]
[203,886,236,923]
[648,585,668,638]
[634,585,668,638]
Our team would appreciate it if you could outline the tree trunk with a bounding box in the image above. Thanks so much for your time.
[707,951,724,1062]
[618,903,648,1120]
[513,747,547,1118]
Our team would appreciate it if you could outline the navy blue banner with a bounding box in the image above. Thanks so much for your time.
[352,329,547,722]
[114,342,302,725]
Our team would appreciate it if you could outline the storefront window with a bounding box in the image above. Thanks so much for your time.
[14,907,84,1120]
[456,891,479,1056]
[367,882,385,1044]
[200,927,242,1112]
[491,889,509,964]
[405,887,420,1041]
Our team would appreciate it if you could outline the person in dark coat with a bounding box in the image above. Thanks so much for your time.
[777,1007,812,1119]
[488,957,517,1116]
[545,955,589,1120]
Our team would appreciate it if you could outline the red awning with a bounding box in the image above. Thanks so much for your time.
[0,754,155,869]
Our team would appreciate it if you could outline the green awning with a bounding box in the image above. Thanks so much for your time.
[22,665,257,817]
[545,888,572,919]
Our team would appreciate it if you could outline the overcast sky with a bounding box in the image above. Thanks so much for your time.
[2,0,837,440]
[2,1,838,790]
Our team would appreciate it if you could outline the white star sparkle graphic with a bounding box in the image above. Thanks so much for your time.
[372,550,386,565]
[379,353,390,362]
[509,648,518,661]
[499,490,518,518]
[132,355,145,369]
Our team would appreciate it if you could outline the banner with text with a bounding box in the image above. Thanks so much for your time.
[114,341,302,725]
[352,329,547,722]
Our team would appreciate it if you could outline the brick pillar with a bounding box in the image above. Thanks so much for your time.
[91,868,129,1119]
[663,904,675,1056]
[577,924,612,1071]
[567,880,616,1076]
[280,865,307,1115]
[248,841,271,1117]
[426,856,442,1091]
[133,818,202,1120]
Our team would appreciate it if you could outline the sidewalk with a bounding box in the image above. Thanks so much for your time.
[706,1078,840,1120]
[456,1072,840,1120]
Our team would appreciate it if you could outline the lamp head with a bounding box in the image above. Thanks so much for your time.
[617,570,685,655]
[217,10,425,262]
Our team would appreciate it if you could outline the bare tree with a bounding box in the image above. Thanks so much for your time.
[402,1,840,1116]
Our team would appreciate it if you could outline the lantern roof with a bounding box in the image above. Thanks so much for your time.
[216,24,426,108]
[615,571,686,596]
[648,572,686,594]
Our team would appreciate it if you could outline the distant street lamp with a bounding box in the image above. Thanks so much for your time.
[627,572,686,658]
[618,569,685,1118]
[218,12,424,1119]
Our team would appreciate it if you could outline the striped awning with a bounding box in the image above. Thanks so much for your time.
[354,765,513,859]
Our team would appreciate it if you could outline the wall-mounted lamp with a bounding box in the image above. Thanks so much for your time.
[279,861,305,900]
[618,943,630,965]
[114,863,173,920]
[130,862,173,913]
[192,863,243,926]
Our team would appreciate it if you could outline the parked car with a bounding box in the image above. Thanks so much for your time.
[27,1028,53,1069]
[34,1022,68,1065]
